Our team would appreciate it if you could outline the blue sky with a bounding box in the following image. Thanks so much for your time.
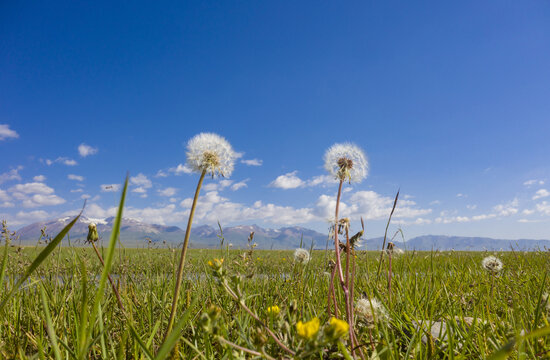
[1,1,550,240]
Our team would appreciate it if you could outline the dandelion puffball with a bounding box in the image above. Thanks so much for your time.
[294,248,310,264]
[324,143,368,183]
[481,256,503,273]
[186,133,236,177]
[355,297,388,329]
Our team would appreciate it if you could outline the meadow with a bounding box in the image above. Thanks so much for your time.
[0,237,549,359]
[1,136,549,359]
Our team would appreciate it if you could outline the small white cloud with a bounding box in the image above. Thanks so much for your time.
[269,171,305,189]
[130,173,152,188]
[158,187,177,197]
[522,209,535,215]
[132,187,147,194]
[0,189,11,202]
[68,174,85,182]
[306,175,338,187]
[70,188,84,193]
[22,194,65,208]
[100,184,121,192]
[78,143,98,157]
[241,159,263,166]
[532,189,550,200]
[45,157,78,166]
[155,170,168,178]
[81,194,91,200]
[0,166,23,185]
[169,164,193,175]
[33,175,46,182]
[524,179,545,187]
[0,124,19,141]
[492,198,519,216]
[536,201,550,216]
[429,200,441,205]
[456,193,466,198]
[466,204,477,210]
[231,179,248,191]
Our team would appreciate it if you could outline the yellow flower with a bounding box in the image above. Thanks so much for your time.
[266,305,280,316]
[296,317,320,340]
[207,258,224,270]
[325,317,349,341]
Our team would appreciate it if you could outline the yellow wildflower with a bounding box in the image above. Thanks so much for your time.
[207,258,224,270]
[296,317,320,340]
[266,305,280,316]
[325,317,349,341]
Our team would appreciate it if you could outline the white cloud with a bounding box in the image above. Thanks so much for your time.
[0,189,11,202]
[78,143,98,157]
[45,157,78,166]
[169,164,193,175]
[269,171,305,189]
[522,209,535,215]
[231,179,248,191]
[0,166,23,184]
[307,175,338,187]
[466,204,477,210]
[456,193,466,198]
[0,210,51,226]
[81,194,91,200]
[536,201,550,216]
[241,159,263,166]
[132,187,147,194]
[158,187,178,197]
[0,124,19,141]
[100,184,121,192]
[7,182,65,208]
[130,173,152,189]
[70,188,84,193]
[155,170,168,178]
[524,179,545,187]
[22,194,65,208]
[492,198,518,216]
[9,182,55,195]
[68,174,85,182]
[33,175,46,182]
[429,200,441,205]
[532,189,550,200]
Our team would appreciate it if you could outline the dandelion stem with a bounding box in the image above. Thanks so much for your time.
[165,169,206,339]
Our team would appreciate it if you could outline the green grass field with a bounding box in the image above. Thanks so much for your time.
[1,243,549,359]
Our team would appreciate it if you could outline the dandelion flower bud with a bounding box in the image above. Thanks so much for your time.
[207,258,224,270]
[186,133,236,177]
[87,223,99,243]
[481,256,503,273]
[294,248,310,264]
[296,317,320,340]
[324,143,368,183]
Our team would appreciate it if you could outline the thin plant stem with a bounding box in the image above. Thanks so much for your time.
[91,241,125,312]
[216,336,276,360]
[221,280,296,356]
[165,170,207,339]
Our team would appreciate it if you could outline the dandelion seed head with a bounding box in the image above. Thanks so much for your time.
[324,143,368,183]
[355,297,388,329]
[186,133,236,177]
[294,248,310,264]
[481,256,503,273]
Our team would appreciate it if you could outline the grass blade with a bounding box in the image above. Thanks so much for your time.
[154,296,198,360]
[39,283,62,360]
[0,210,82,312]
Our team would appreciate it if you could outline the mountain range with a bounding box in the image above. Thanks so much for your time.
[13,216,550,251]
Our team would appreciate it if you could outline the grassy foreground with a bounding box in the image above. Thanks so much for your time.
[0,244,549,359]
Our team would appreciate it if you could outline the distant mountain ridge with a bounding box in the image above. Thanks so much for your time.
[14,216,550,251]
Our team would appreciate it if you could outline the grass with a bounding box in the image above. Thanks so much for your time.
[0,244,549,359]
